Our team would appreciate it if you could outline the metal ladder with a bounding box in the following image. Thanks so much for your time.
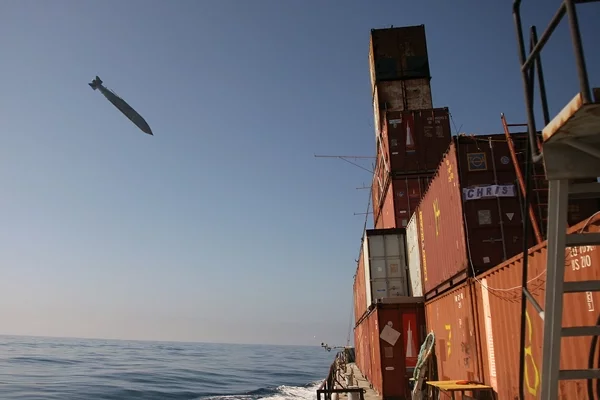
[513,0,600,399]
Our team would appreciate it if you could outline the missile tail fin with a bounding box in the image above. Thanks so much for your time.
[88,76,103,90]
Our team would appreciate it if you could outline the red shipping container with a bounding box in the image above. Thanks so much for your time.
[473,214,600,399]
[424,282,484,383]
[380,108,452,175]
[373,173,433,229]
[354,246,367,322]
[507,133,599,237]
[354,313,372,384]
[354,302,426,400]
[419,135,535,296]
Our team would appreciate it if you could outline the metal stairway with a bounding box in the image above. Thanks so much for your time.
[513,0,600,399]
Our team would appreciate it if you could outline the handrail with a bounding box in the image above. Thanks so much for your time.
[316,350,365,400]
[512,0,598,164]
[511,1,600,399]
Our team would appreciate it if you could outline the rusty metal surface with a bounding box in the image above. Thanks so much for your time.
[425,282,483,383]
[373,174,433,229]
[355,318,366,381]
[354,247,367,322]
[373,179,394,229]
[474,214,600,400]
[354,315,372,385]
[506,132,598,239]
[455,134,531,271]
[355,303,426,399]
[369,25,431,89]
[391,175,432,229]
[419,140,467,294]
[420,135,533,295]
[372,80,433,136]
[383,108,451,175]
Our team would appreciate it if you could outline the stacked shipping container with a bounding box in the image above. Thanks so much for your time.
[371,108,452,229]
[353,24,455,400]
[421,214,600,400]
[369,25,452,230]
[354,303,426,400]
[352,22,600,400]
[411,134,536,298]
[354,229,412,322]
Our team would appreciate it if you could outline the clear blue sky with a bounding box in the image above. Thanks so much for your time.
[1,1,599,346]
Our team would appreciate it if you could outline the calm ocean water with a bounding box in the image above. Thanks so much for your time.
[0,336,335,400]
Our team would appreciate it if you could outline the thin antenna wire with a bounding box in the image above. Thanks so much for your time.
[339,157,374,174]
[449,112,463,136]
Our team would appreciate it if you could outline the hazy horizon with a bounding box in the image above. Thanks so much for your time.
[1,0,599,346]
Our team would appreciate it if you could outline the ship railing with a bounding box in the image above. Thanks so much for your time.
[316,350,364,400]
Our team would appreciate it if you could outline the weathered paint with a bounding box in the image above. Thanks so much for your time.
[354,246,367,322]
[391,175,433,228]
[373,173,433,230]
[354,314,372,384]
[425,282,483,383]
[473,214,600,399]
[369,25,431,89]
[377,181,396,230]
[406,209,423,297]
[508,134,599,236]
[419,135,534,296]
[382,108,452,175]
[355,303,426,400]
[372,80,433,138]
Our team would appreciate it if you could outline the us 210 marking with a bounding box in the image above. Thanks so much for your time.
[569,246,596,271]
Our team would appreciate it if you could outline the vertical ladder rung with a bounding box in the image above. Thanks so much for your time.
[561,326,600,337]
[563,280,600,293]
[559,369,600,380]
[565,233,600,246]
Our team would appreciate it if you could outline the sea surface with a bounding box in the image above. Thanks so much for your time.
[0,335,335,400]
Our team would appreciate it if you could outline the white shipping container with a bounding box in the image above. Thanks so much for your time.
[362,228,409,308]
[406,212,423,297]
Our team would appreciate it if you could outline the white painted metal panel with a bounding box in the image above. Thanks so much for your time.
[364,229,409,304]
[406,212,423,296]
[370,278,409,302]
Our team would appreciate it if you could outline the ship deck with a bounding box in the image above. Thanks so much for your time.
[342,363,381,400]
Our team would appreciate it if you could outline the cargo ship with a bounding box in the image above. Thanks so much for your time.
[317,2,600,399]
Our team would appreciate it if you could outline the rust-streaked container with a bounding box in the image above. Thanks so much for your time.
[373,173,433,230]
[474,215,600,399]
[369,25,431,89]
[420,135,534,296]
[374,180,395,229]
[354,312,372,384]
[354,302,426,400]
[372,80,433,137]
[508,134,598,235]
[424,282,483,382]
[354,245,367,322]
[382,108,452,175]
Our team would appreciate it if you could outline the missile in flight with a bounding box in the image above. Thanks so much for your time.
[89,76,153,136]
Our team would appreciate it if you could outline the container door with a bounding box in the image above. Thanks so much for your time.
[378,307,408,399]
